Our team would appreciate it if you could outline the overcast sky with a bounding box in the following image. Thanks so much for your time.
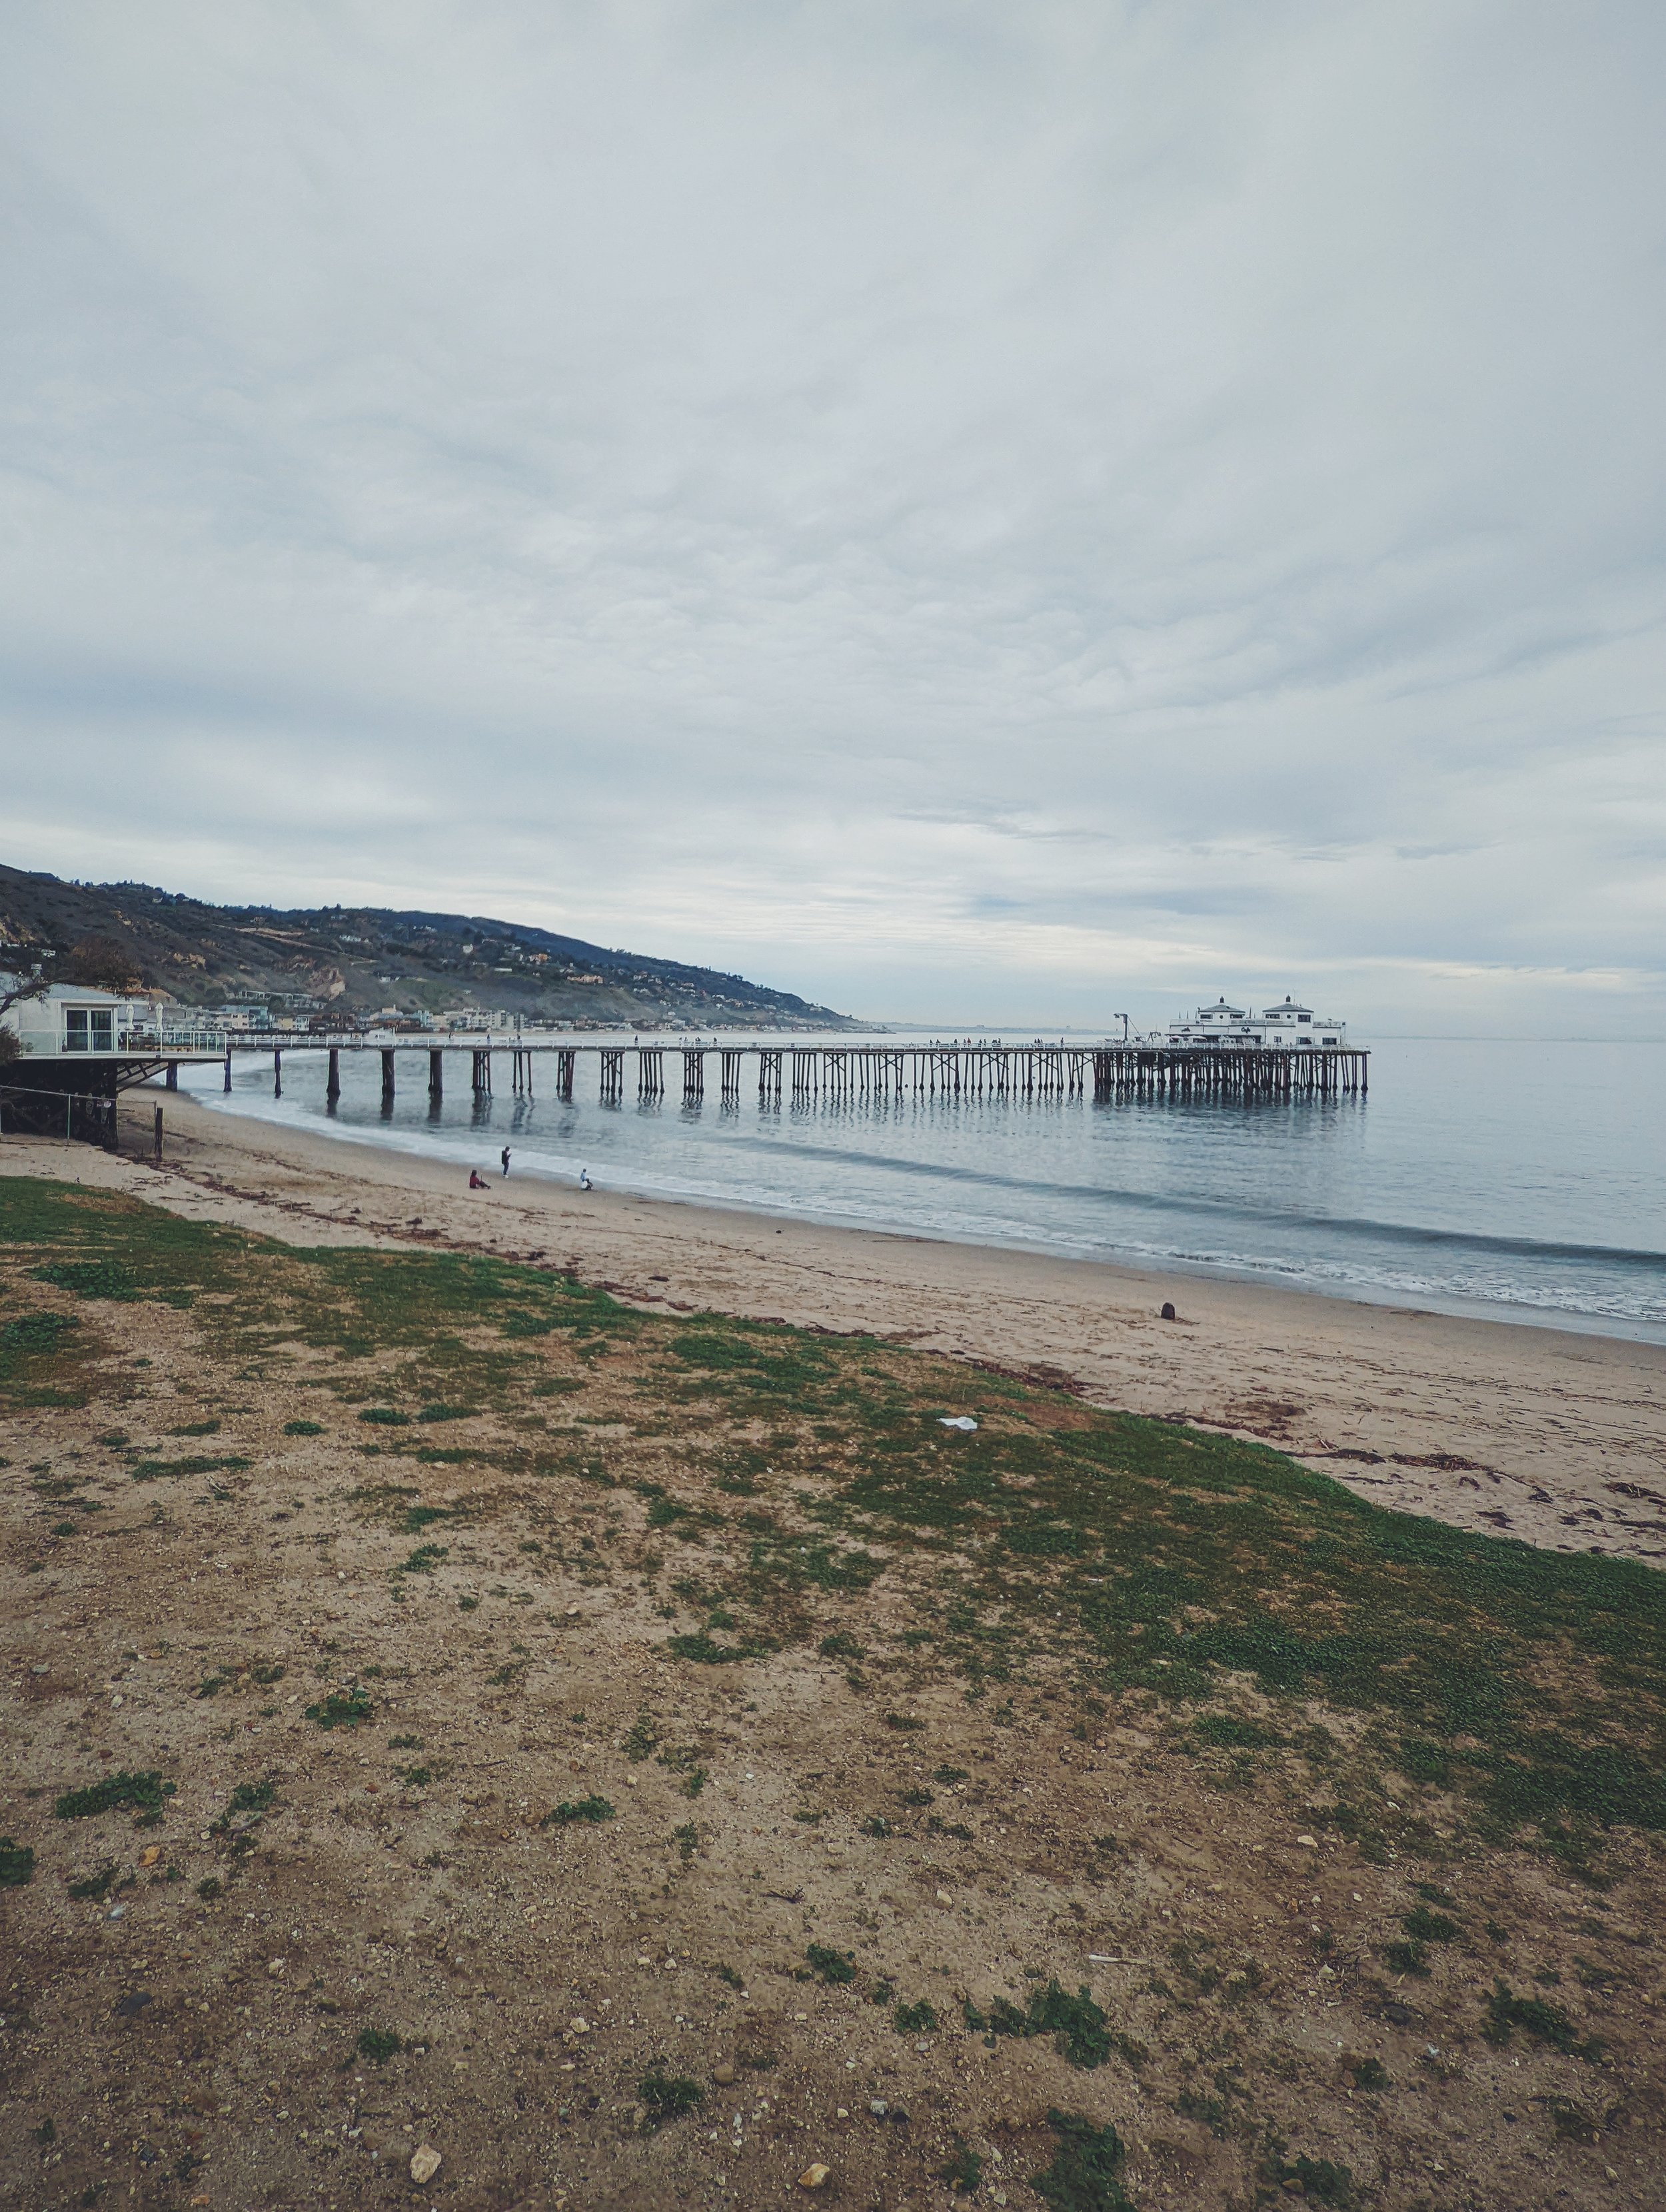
[3,2,1663,1031]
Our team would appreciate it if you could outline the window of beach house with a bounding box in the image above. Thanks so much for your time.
[65,1007,114,1053]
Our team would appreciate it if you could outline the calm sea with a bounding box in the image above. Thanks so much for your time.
[183,1037,1666,1343]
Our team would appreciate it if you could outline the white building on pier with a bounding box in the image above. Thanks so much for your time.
[1150,995,1347,1049]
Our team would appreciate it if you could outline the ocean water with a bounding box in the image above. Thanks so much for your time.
[181,1037,1666,1343]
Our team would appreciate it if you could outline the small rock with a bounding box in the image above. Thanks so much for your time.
[798,2165,831,2190]
[569,2017,590,2034]
[1295,1834,1318,1849]
[267,1958,287,1977]
[868,2100,888,2117]
[934,1888,953,1906]
[712,2063,736,2087]
[409,2144,442,2185]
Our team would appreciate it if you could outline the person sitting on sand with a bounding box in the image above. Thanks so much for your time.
[468,1169,488,1190]
[578,1167,592,1191]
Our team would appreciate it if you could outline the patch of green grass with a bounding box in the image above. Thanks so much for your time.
[894,1999,938,2034]
[1031,2109,1136,2212]
[0,1836,36,1886]
[1345,2055,1391,2091]
[941,2141,984,2193]
[31,1260,151,1303]
[130,1454,250,1482]
[623,1709,661,1761]
[1546,2097,1601,2144]
[357,2027,402,2064]
[305,1686,374,1730]
[393,1544,448,1576]
[964,1981,1112,2070]
[1482,1980,1602,2060]
[54,1770,174,1820]
[666,1632,749,1664]
[416,1402,471,1422]
[541,1796,615,1826]
[358,1406,409,1426]
[212,1778,277,1832]
[638,2067,704,2126]
[1265,2153,1355,2207]
[1402,1904,1460,1944]
[2,1311,79,1351]
[1383,1940,1430,1977]
[805,1943,856,1984]
[171,1416,221,1436]
[818,1631,865,1660]
[67,1864,123,1900]
[283,1418,324,1436]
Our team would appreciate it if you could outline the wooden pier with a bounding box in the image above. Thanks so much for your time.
[223,1037,1367,1107]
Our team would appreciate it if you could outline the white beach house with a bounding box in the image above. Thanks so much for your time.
[2,981,224,1060]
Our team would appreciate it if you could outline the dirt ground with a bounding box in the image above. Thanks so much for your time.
[1,1163,1663,2212]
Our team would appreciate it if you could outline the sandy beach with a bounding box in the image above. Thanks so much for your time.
[9,1087,1663,1565]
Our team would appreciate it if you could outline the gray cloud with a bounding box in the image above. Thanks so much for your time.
[2,0,1663,1031]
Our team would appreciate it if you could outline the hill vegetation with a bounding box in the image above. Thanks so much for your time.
[0,861,850,1029]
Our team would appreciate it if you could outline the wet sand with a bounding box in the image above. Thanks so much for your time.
[8,1088,1665,1564]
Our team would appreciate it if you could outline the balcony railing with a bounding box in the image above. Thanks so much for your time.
[117,1027,229,1055]
[132,1027,227,1054]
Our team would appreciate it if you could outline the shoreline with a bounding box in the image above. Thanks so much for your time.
[7,1086,1666,1566]
[199,1081,1666,1348]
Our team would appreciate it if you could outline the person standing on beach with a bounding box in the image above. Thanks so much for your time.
[500,1146,511,1177]
[578,1166,591,1191]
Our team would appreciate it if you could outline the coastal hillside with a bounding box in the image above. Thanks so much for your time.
[0,862,850,1029]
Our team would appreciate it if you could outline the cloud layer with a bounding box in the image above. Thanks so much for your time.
[3,1,1663,1029]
